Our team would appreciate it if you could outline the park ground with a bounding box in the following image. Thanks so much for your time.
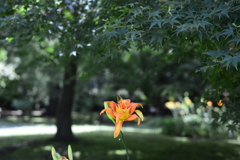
[0,114,240,160]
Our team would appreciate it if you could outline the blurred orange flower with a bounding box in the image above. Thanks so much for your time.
[185,99,192,105]
[206,101,213,107]
[58,157,68,160]
[100,98,144,138]
[217,100,223,107]
[175,102,181,108]
[165,101,175,109]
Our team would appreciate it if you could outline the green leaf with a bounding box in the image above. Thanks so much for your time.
[228,36,240,46]
[51,147,62,160]
[162,18,180,28]
[198,32,203,41]
[149,18,162,30]
[195,65,215,72]
[150,34,168,44]
[68,145,73,160]
[132,7,142,17]
[232,54,240,69]
[127,30,143,41]
[0,22,6,27]
[222,55,240,70]
[201,20,212,29]
[148,11,161,19]
[204,49,225,58]
[223,55,233,70]
[7,37,14,42]
[227,124,237,132]
[104,31,118,42]
[150,36,157,44]
[118,39,128,46]
[128,3,135,8]
[220,24,234,39]
[104,102,116,124]
[210,33,221,41]
[221,29,233,39]
[135,110,144,121]
[218,8,230,19]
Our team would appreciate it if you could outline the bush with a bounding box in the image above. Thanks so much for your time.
[159,115,234,139]
[158,94,238,139]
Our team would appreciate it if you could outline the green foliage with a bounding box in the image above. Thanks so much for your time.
[0,0,111,117]
[72,46,205,114]
[159,116,231,139]
[0,40,61,110]
[0,0,103,56]
[51,147,62,160]
[100,0,240,70]
[161,94,238,139]
[98,0,240,128]
[223,54,240,70]
[51,145,73,160]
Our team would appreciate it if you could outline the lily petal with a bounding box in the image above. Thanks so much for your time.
[100,108,116,121]
[128,103,141,114]
[137,117,141,125]
[108,101,118,111]
[105,108,116,119]
[114,121,123,138]
[99,109,107,115]
[125,114,138,121]
[115,112,124,123]
[126,114,141,125]
[119,99,131,104]
[118,99,131,109]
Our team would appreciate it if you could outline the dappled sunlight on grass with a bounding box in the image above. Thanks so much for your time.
[0,115,161,137]
[0,125,56,137]
[0,124,160,137]
[172,136,190,142]
[108,149,129,156]
[41,145,52,151]
[73,151,81,159]
[107,149,142,159]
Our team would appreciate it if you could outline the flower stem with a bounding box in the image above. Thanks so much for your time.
[120,131,130,160]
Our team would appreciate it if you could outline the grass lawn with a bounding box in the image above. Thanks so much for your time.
[1,131,240,160]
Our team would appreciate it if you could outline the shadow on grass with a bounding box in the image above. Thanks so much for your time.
[1,131,240,160]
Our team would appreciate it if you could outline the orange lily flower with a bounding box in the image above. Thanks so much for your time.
[100,98,144,138]
[217,100,223,107]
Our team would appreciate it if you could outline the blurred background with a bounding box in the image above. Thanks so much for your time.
[0,41,239,160]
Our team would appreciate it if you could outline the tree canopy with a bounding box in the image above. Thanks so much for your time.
[100,0,240,69]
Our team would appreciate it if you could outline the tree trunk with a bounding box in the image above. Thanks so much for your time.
[54,58,78,142]
[44,84,60,117]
